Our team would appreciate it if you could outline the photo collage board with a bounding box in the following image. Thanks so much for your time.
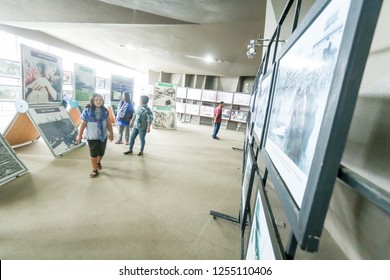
[152,82,177,129]
[240,0,383,258]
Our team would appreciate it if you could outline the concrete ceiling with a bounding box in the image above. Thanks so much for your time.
[0,0,267,77]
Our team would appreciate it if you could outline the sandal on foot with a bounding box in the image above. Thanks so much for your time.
[90,170,99,178]
[97,163,102,170]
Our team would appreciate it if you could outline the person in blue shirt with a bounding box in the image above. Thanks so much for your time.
[115,92,134,145]
[124,95,153,156]
[77,93,114,178]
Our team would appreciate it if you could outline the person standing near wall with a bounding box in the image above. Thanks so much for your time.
[77,93,114,178]
[212,101,224,140]
[124,95,153,156]
[115,92,134,145]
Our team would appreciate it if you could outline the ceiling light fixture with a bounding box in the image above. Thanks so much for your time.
[185,54,225,63]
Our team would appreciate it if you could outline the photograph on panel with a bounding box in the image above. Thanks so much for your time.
[28,106,84,156]
[265,1,350,206]
[0,133,27,185]
[153,82,176,108]
[21,45,63,104]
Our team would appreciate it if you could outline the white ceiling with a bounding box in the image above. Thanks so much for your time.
[0,0,267,77]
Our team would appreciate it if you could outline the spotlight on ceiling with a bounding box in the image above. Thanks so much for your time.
[246,36,285,59]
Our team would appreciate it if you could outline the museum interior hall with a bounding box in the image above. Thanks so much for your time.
[0,0,389,261]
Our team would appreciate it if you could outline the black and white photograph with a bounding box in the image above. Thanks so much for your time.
[265,0,350,207]
[216,91,233,104]
[22,45,63,104]
[253,70,272,145]
[199,105,214,117]
[0,58,20,79]
[176,87,187,98]
[187,88,202,100]
[0,133,28,185]
[28,106,85,157]
[153,82,176,108]
[233,92,251,106]
[201,89,217,102]
[153,108,176,129]
[231,109,248,123]
[0,84,21,101]
[185,103,200,116]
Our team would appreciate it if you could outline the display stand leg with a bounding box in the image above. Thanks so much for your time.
[285,232,298,260]
[232,147,243,152]
[209,210,239,224]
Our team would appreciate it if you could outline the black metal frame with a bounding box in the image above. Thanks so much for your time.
[262,0,383,252]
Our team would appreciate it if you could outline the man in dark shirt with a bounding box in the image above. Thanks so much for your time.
[212,101,224,139]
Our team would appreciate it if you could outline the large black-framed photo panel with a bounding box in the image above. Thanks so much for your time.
[0,132,28,185]
[262,0,382,252]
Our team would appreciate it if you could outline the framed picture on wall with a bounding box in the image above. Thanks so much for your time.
[262,0,382,252]
[216,91,233,104]
[185,103,200,115]
[0,58,20,79]
[201,89,217,102]
[187,88,202,100]
[0,85,21,101]
[176,87,187,98]
[233,92,251,106]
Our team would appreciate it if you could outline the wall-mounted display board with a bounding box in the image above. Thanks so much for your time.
[201,89,217,102]
[246,189,285,260]
[22,45,63,104]
[230,109,248,123]
[0,84,21,101]
[176,102,185,113]
[4,112,40,146]
[0,132,28,185]
[222,108,231,120]
[176,87,187,98]
[199,105,214,118]
[262,0,382,252]
[0,58,20,79]
[27,105,85,157]
[111,75,134,102]
[153,108,177,129]
[253,66,275,147]
[233,92,251,106]
[216,91,233,104]
[185,103,200,116]
[187,88,202,100]
[74,63,95,101]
